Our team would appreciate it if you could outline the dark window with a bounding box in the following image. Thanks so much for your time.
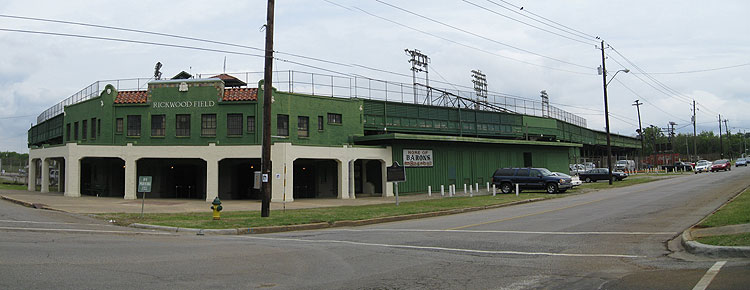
[151,115,165,137]
[116,118,123,134]
[277,114,289,136]
[523,152,532,167]
[227,114,243,136]
[127,115,141,137]
[66,123,71,141]
[97,119,101,137]
[90,118,96,140]
[201,114,217,137]
[246,116,255,133]
[529,169,541,177]
[298,116,309,137]
[318,116,324,131]
[81,120,87,140]
[327,113,342,124]
[74,122,79,140]
[176,114,191,137]
[495,168,515,176]
[516,168,529,176]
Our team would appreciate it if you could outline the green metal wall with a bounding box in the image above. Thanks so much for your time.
[390,141,572,193]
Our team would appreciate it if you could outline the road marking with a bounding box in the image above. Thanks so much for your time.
[692,261,726,290]
[334,228,675,235]
[238,236,643,258]
[0,219,104,226]
[0,226,174,236]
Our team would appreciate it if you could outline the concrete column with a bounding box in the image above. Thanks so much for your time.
[40,158,50,193]
[64,157,81,197]
[124,158,136,200]
[337,158,350,199]
[348,159,356,199]
[205,158,219,202]
[27,159,37,191]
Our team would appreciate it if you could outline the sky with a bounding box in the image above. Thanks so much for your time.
[1,0,749,153]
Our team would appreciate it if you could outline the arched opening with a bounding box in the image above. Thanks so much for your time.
[136,158,206,199]
[80,157,125,197]
[293,158,338,199]
[218,158,262,200]
[354,159,384,197]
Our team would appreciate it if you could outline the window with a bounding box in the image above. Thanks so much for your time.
[516,168,529,176]
[116,118,123,134]
[151,115,165,137]
[277,114,289,136]
[66,123,71,141]
[246,116,255,133]
[127,115,141,137]
[82,120,87,140]
[227,114,243,136]
[327,113,342,124]
[97,119,101,137]
[529,169,540,177]
[318,116,324,131]
[74,122,79,140]
[298,116,309,137]
[176,114,191,137]
[90,118,96,140]
[201,114,217,137]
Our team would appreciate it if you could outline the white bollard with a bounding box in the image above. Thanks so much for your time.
[515,183,519,196]
[470,185,474,197]
[464,184,467,195]
[441,185,445,197]
[475,183,479,193]
[428,185,432,197]
[492,184,496,196]
[451,184,456,197]
[486,182,490,193]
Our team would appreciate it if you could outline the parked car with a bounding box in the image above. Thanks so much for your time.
[660,162,693,172]
[615,160,636,172]
[552,172,582,186]
[711,159,732,172]
[492,167,573,194]
[578,168,628,183]
[735,158,748,167]
[694,160,712,174]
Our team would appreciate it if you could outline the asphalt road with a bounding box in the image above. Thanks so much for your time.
[1,169,749,289]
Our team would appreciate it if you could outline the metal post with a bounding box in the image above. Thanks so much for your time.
[428,185,432,197]
[492,184,496,196]
[515,183,519,196]
[441,185,445,197]
[394,182,399,206]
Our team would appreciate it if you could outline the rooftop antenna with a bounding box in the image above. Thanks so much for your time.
[154,62,163,80]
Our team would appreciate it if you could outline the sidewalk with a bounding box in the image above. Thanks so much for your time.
[0,188,440,214]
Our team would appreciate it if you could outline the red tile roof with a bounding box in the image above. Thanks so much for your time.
[223,88,258,101]
[114,91,148,104]
[211,73,247,87]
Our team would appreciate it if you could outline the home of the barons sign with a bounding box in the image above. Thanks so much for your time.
[403,149,433,167]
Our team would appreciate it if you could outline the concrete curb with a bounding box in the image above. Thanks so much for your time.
[681,227,750,259]
[129,198,545,235]
[0,195,64,212]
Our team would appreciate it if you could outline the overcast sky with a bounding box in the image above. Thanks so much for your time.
[2,0,749,153]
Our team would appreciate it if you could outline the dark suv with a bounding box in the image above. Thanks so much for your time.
[492,167,573,194]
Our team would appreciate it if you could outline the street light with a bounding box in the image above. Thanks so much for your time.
[599,43,630,185]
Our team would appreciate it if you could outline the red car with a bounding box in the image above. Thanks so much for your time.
[710,159,732,172]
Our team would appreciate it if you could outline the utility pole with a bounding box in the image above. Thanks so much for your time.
[718,114,724,159]
[599,40,613,185]
[723,119,731,160]
[260,0,275,217]
[633,100,644,169]
[692,100,697,160]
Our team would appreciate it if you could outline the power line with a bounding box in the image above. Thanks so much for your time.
[373,0,592,70]
[632,62,750,75]
[462,0,597,45]
[612,78,690,124]
[489,0,600,40]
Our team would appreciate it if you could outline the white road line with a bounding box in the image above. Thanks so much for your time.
[0,226,174,236]
[238,236,644,258]
[332,228,674,235]
[692,261,727,290]
[0,219,104,226]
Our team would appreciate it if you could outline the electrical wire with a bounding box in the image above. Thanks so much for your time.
[490,0,600,40]
[462,0,598,45]
[373,0,592,70]
[612,78,690,123]
[634,62,750,75]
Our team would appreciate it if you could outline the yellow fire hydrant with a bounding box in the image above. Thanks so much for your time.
[210,197,223,220]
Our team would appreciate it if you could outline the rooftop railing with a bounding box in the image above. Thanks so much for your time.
[38,71,586,128]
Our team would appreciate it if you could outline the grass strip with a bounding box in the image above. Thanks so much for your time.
[696,233,750,247]
[0,183,28,191]
[699,188,750,228]
[96,193,556,229]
